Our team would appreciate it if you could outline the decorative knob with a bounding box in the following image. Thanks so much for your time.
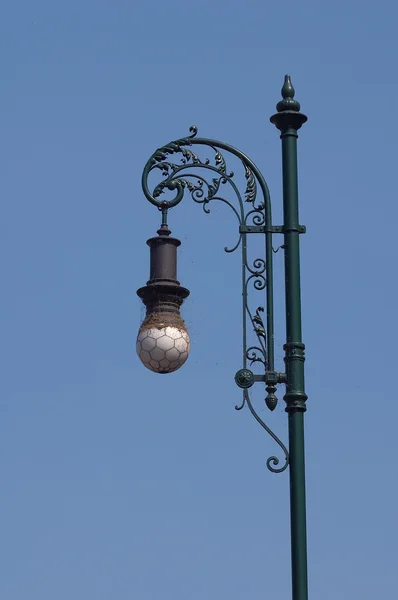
[235,369,255,389]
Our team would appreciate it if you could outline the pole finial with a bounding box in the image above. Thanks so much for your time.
[276,75,301,113]
[270,75,307,130]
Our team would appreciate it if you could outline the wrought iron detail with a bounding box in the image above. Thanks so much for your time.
[241,390,289,473]
[142,127,289,473]
[235,369,255,389]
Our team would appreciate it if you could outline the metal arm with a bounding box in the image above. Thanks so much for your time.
[141,125,289,473]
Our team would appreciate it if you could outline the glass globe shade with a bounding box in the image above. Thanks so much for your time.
[136,325,190,373]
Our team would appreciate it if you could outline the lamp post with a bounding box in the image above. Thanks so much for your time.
[137,75,309,600]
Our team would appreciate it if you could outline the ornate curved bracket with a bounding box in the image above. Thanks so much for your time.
[237,391,289,473]
[142,126,289,474]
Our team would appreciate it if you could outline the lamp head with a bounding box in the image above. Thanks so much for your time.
[136,221,190,374]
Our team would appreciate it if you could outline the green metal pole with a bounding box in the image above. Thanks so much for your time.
[270,75,308,600]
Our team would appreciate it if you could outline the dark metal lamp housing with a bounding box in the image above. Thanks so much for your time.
[136,221,190,374]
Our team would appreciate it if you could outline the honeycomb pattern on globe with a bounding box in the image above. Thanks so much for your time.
[136,326,190,373]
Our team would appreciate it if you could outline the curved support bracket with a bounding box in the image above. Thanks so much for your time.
[141,126,289,475]
[235,390,289,474]
[141,126,275,370]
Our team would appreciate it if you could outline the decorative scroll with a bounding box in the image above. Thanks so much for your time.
[142,127,289,474]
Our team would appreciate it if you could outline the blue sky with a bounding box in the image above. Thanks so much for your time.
[1,1,397,598]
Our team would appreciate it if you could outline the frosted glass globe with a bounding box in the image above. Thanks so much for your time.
[136,325,190,373]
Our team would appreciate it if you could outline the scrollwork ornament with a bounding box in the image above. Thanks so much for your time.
[243,391,289,473]
[142,127,288,475]
[142,126,268,241]
[246,346,266,367]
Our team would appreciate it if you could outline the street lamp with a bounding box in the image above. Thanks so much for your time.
[137,75,309,600]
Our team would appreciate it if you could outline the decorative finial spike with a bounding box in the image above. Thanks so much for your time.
[281,75,295,99]
[276,74,300,113]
